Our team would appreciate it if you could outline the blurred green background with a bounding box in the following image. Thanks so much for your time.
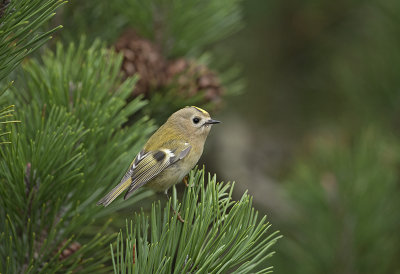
[206,0,400,273]
[212,0,400,209]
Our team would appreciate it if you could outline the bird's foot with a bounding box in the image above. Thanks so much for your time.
[183,175,189,187]
[165,189,185,223]
[175,210,185,223]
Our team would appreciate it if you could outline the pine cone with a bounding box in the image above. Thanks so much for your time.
[115,30,167,96]
[114,30,224,108]
[166,58,224,106]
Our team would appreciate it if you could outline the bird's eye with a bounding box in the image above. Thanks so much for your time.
[192,117,200,124]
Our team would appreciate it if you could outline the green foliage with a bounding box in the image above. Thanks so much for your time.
[0,0,65,84]
[0,104,17,145]
[275,131,400,274]
[12,38,156,201]
[114,0,244,57]
[59,0,243,58]
[0,0,65,146]
[55,1,126,46]
[0,106,112,273]
[112,168,281,274]
[0,39,155,273]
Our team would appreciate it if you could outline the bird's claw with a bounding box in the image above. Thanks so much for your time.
[183,176,189,187]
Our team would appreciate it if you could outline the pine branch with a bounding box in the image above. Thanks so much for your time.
[0,0,64,146]
[0,0,65,84]
[111,168,281,273]
[115,0,244,58]
[0,38,155,273]
[0,104,18,145]
[58,0,243,58]
[11,38,157,207]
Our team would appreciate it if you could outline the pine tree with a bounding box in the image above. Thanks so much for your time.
[1,39,154,273]
[0,0,64,145]
[1,0,281,273]
[0,0,64,83]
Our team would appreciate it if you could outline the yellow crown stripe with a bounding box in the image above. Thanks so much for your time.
[191,106,209,115]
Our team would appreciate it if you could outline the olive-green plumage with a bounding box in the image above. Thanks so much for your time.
[97,106,220,207]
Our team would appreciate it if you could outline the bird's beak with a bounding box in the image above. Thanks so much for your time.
[204,119,221,125]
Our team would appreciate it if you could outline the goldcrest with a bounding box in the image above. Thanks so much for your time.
[97,106,220,206]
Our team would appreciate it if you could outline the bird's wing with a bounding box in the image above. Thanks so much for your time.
[123,141,191,199]
[97,150,150,206]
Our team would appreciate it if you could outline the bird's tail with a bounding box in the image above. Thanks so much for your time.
[97,177,132,207]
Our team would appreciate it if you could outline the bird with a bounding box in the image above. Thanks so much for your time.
[97,106,220,207]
